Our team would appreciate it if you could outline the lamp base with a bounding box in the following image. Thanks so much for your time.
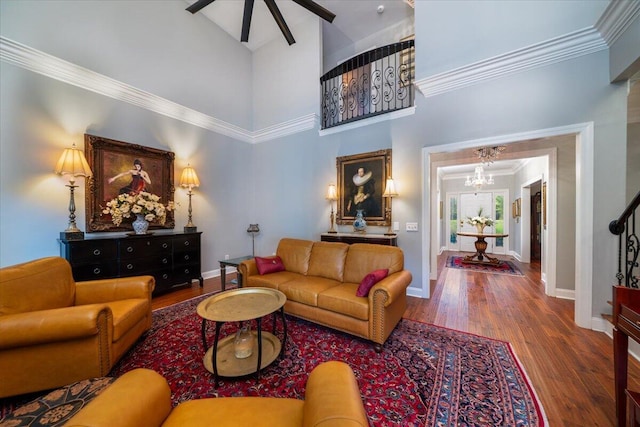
[327,230,338,234]
[60,230,84,241]
[384,231,397,236]
[184,226,198,233]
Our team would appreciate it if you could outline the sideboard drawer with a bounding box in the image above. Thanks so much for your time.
[119,237,172,259]
[72,262,119,281]
[65,240,118,263]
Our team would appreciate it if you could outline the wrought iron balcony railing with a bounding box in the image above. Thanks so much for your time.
[320,39,415,130]
[610,190,640,288]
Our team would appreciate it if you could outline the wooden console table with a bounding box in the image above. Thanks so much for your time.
[456,231,508,265]
[320,233,397,246]
[59,232,203,296]
[613,285,640,427]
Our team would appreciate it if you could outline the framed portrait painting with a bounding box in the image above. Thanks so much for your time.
[336,149,392,226]
[84,134,175,232]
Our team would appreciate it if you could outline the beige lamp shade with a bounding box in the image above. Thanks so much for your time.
[180,165,200,189]
[326,183,337,201]
[382,178,398,198]
[55,143,92,178]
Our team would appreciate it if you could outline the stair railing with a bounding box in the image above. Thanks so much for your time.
[609,190,640,288]
[320,40,415,130]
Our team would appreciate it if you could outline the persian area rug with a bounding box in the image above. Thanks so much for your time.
[446,255,524,276]
[107,293,547,427]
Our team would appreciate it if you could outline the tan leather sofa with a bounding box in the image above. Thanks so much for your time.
[65,361,368,427]
[239,238,412,351]
[0,256,154,398]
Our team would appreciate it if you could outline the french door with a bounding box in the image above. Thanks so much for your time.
[446,190,508,255]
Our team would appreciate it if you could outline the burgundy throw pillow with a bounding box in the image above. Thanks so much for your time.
[255,256,285,275]
[356,269,389,297]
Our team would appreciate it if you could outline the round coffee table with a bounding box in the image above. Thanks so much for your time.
[197,287,287,386]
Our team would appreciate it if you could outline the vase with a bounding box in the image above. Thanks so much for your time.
[132,214,149,235]
[475,223,486,234]
[234,324,254,359]
[353,209,367,232]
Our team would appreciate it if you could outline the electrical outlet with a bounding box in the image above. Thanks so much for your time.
[225,254,229,260]
[406,222,418,231]
[393,221,399,231]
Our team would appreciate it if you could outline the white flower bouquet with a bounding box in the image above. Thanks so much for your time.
[102,191,174,226]
[466,208,494,227]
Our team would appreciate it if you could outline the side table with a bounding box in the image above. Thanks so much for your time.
[219,255,253,290]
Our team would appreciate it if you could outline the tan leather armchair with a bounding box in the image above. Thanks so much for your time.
[65,361,368,427]
[0,257,154,398]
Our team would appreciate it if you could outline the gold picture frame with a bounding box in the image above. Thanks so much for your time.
[84,134,175,233]
[336,149,391,226]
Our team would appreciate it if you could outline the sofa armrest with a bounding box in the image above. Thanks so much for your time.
[369,270,412,307]
[0,304,112,349]
[303,361,368,427]
[238,259,259,285]
[64,368,171,427]
[75,276,155,305]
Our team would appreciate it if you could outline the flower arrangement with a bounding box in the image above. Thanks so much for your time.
[466,208,494,227]
[102,191,174,226]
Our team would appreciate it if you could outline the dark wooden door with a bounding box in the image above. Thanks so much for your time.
[531,191,542,260]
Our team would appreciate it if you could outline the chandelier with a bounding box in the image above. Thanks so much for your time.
[465,165,494,191]
[474,145,506,165]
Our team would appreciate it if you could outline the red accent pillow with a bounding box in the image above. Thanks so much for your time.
[356,269,389,297]
[255,256,285,275]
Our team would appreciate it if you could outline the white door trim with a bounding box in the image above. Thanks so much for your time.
[422,122,593,329]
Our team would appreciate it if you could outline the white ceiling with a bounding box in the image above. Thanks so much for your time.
[439,159,530,179]
[185,0,414,52]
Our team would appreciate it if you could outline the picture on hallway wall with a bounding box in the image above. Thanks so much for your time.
[336,149,391,227]
[84,134,175,232]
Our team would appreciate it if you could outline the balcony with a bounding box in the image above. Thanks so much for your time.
[320,40,415,130]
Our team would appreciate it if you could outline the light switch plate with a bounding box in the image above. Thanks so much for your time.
[406,222,418,231]
[393,221,399,231]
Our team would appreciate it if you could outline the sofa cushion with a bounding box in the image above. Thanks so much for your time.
[107,299,150,342]
[343,244,404,284]
[255,256,285,275]
[307,242,349,282]
[356,269,389,297]
[317,284,369,321]
[276,239,314,275]
[163,397,304,427]
[245,271,300,290]
[279,277,340,307]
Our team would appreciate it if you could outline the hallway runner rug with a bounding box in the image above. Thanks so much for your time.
[107,293,547,426]
[446,255,524,276]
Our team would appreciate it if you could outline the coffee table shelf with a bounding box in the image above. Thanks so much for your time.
[203,331,281,377]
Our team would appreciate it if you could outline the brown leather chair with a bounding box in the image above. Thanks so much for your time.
[0,256,154,398]
[65,361,369,427]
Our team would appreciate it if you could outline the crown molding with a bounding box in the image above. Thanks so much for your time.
[595,0,640,46]
[252,113,319,143]
[415,27,608,98]
[0,36,275,143]
[318,106,416,136]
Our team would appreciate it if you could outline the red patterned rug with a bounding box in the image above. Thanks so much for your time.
[446,255,524,276]
[106,293,546,426]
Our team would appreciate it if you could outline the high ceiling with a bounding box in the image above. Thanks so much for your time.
[185,0,414,52]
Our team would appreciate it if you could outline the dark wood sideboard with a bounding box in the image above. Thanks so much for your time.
[320,233,397,246]
[59,232,203,296]
[613,285,640,427]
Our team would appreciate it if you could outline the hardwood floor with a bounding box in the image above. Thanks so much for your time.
[154,251,639,426]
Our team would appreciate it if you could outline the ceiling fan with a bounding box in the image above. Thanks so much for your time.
[186,0,336,46]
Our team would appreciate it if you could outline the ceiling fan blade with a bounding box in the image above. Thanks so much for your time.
[241,0,255,42]
[264,0,295,45]
[186,0,216,14]
[291,0,335,23]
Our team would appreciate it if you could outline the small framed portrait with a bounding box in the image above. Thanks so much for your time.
[84,134,175,232]
[336,149,392,226]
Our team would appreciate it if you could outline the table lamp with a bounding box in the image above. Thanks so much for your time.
[326,183,338,233]
[180,164,200,232]
[55,143,93,241]
[382,177,398,236]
